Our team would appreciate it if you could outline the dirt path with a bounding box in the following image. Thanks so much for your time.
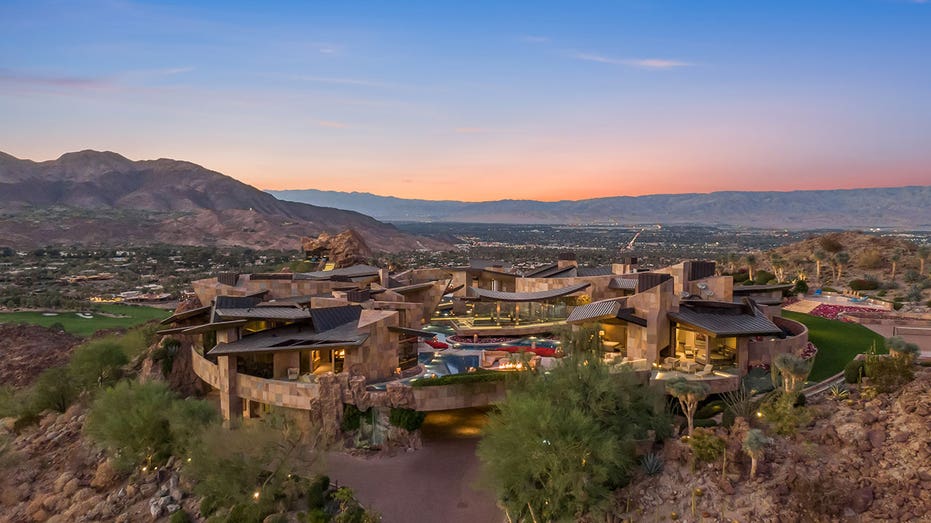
[325,409,503,523]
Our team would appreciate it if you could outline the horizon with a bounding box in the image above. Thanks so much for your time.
[2,1,930,200]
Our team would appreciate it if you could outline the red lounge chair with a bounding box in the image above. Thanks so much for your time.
[425,339,449,349]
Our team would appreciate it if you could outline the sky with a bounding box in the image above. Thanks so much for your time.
[1,0,930,201]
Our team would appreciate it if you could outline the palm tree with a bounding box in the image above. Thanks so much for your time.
[666,378,710,437]
[813,250,828,280]
[917,245,930,276]
[745,253,758,282]
[769,253,786,282]
[890,249,903,282]
[834,251,850,282]
[743,429,771,479]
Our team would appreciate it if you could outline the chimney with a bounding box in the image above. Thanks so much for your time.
[557,252,578,270]
[379,268,390,288]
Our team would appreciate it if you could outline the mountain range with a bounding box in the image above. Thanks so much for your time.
[0,151,445,251]
[269,186,931,229]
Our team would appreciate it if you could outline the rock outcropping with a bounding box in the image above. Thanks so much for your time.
[301,229,375,269]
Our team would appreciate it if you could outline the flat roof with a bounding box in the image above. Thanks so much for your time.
[207,322,367,356]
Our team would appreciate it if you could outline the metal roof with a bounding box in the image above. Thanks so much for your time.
[576,266,614,277]
[467,282,591,302]
[732,283,794,293]
[215,295,262,309]
[207,323,367,356]
[310,305,363,332]
[609,277,638,290]
[669,301,782,337]
[214,306,311,321]
[295,264,381,280]
[160,304,212,325]
[566,300,621,323]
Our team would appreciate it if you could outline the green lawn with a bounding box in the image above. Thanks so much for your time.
[0,303,170,337]
[782,310,886,381]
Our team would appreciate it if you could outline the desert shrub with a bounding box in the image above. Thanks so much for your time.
[388,408,425,432]
[786,474,850,519]
[849,279,879,291]
[69,341,128,389]
[903,269,923,284]
[0,386,24,419]
[307,475,330,510]
[759,392,811,436]
[31,366,78,413]
[169,510,192,523]
[791,279,809,295]
[687,428,725,463]
[844,359,865,384]
[694,400,725,419]
[200,496,222,517]
[856,249,884,269]
[640,453,664,476]
[152,338,182,378]
[865,354,914,393]
[893,301,903,311]
[753,270,775,285]
[86,381,216,470]
[905,285,924,303]
[819,236,844,253]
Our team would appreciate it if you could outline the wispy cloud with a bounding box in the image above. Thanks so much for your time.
[573,53,693,70]
[0,69,114,89]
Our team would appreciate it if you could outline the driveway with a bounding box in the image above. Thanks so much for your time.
[325,408,504,523]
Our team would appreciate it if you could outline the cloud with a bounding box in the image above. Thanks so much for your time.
[0,69,113,89]
[318,120,349,128]
[572,53,692,70]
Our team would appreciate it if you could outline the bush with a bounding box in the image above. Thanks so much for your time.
[388,408,426,432]
[86,381,217,470]
[409,369,509,387]
[69,341,128,389]
[759,392,811,436]
[307,475,330,510]
[792,279,809,295]
[153,338,182,378]
[169,511,192,523]
[849,279,879,291]
[688,428,725,462]
[200,496,222,517]
[865,354,914,393]
[31,366,78,413]
[844,360,865,384]
[753,270,775,285]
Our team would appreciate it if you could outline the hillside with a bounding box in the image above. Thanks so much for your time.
[269,187,931,229]
[0,151,448,252]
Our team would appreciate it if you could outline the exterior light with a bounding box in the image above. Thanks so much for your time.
[253,491,260,500]
[141,466,148,472]
[186,458,192,463]
[756,411,763,418]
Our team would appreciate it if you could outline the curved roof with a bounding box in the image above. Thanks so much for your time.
[467,282,591,302]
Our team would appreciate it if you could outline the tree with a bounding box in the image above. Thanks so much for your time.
[813,250,828,279]
[890,249,904,282]
[665,378,710,437]
[833,251,850,282]
[69,341,128,389]
[773,353,813,393]
[769,253,786,282]
[742,429,771,479]
[745,253,758,282]
[477,353,670,521]
[885,336,920,362]
[31,367,78,413]
[918,245,931,276]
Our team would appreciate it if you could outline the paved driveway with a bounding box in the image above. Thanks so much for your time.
[325,408,503,523]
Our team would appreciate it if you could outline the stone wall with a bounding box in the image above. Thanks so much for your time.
[236,373,321,410]
[191,348,220,388]
[412,380,508,411]
[514,274,626,302]
[746,317,809,369]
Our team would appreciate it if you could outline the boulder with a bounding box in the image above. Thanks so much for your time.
[850,486,874,513]
[91,459,119,489]
[866,428,886,449]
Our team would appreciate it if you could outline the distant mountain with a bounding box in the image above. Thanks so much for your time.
[269,187,931,229]
[0,151,447,251]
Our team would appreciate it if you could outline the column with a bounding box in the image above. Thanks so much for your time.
[217,355,243,423]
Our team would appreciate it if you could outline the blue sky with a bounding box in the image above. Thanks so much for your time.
[1,0,929,200]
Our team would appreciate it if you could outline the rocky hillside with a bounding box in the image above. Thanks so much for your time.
[0,324,82,388]
[614,366,931,522]
[758,231,930,304]
[270,186,931,229]
[0,151,448,252]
